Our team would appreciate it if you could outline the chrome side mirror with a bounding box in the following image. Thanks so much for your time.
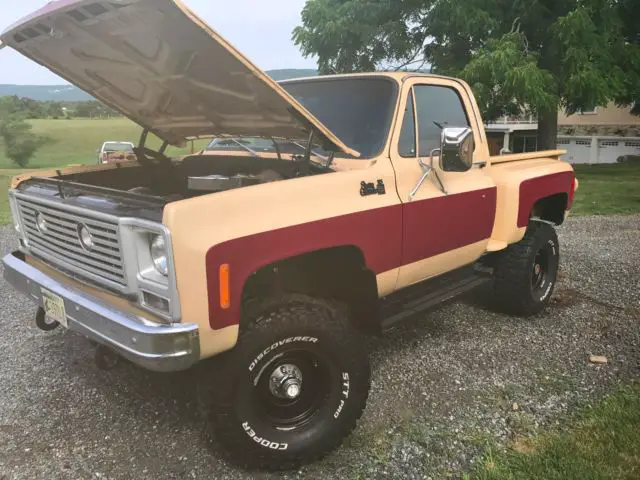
[440,127,474,172]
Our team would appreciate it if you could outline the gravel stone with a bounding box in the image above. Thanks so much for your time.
[0,214,638,479]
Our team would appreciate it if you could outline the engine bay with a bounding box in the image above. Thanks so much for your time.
[73,152,320,197]
[15,153,328,221]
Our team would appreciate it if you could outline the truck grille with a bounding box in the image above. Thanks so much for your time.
[16,197,126,286]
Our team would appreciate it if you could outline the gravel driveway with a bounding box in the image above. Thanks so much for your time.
[1,215,638,480]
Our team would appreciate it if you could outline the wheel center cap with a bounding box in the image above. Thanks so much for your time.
[285,382,301,399]
[269,364,303,399]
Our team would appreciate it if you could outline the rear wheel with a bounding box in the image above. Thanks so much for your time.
[494,221,560,316]
[198,294,370,470]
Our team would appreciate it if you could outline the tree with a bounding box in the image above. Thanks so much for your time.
[293,0,640,149]
[46,102,64,119]
[74,101,97,118]
[73,100,119,118]
[0,107,51,167]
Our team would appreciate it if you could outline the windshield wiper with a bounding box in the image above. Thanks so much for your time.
[292,141,329,162]
[231,138,261,159]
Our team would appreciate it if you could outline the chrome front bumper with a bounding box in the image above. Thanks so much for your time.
[2,252,199,372]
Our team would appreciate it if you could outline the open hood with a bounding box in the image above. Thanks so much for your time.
[0,0,360,156]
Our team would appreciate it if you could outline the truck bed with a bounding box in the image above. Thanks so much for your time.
[490,149,566,165]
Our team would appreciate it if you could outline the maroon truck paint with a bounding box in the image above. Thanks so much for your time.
[206,188,497,330]
[402,187,497,266]
[517,172,575,228]
[206,205,403,330]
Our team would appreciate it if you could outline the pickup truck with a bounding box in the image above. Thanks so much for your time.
[97,141,136,164]
[0,0,577,471]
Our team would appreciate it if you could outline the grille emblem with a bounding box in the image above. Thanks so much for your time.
[35,212,48,233]
[77,224,94,251]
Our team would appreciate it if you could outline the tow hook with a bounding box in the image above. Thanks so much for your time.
[35,307,60,332]
[94,345,120,370]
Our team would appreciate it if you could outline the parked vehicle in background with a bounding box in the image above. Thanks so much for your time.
[97,141,135,164]
[1,0,577,472]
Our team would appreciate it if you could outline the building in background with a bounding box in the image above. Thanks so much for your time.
[485,102,640,164]
[485,114,538,156]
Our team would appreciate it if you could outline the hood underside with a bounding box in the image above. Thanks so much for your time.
[1,0,360,156]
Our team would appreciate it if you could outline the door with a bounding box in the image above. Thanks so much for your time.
[487,134,504,156]
[559,138,591,164]
[390,78,497,288]
[597,138,640,164]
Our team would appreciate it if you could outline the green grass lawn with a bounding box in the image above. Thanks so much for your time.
[0,118,207,168]
[0,169,26,226]
[468,383,640,480]
[572,163,640,216]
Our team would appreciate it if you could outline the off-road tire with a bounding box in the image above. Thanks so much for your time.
[198,294,371,470]
[494,221,560,316]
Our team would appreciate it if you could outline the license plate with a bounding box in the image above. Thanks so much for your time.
[41,289,68,329]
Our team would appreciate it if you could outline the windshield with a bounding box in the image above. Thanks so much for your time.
[281,77,397,158]
[104,142,133,152]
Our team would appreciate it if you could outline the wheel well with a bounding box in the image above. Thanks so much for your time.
[531,193,568,225]
[241,246,380,333]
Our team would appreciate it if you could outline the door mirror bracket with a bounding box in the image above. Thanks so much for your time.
[408,148,447,200]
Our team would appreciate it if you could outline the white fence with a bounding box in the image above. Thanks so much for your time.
[557,136,640,164]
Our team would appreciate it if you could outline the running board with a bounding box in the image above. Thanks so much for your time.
[379,265,491,331]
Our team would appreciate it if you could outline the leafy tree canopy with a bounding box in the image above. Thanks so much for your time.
[294,0,640,148]
[0,100,52,167]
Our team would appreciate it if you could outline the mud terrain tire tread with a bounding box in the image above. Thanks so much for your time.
[494,221,559,316]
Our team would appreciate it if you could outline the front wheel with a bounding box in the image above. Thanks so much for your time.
[198,295,370,470]
[493,221,560,316]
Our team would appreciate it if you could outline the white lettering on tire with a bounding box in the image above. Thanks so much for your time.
[242,421,288,450]
[333,372,350,419]
[539,281,553,301]
[538,239,557,302]
[248,336,318,372]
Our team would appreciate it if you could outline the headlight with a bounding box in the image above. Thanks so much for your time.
[150,235,169,276]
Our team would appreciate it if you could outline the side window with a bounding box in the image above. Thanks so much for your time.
[398,91,416,157]
[414,85,470,157]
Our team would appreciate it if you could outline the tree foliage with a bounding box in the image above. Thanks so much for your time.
[294,0,640,148]
[0,100,52,167]
[0,95,118,120]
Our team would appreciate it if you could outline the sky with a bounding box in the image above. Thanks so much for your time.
[0,0,317,85]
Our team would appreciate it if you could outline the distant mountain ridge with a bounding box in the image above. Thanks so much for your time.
[0,68,318,101]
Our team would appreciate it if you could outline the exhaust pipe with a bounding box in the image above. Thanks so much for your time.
[35,307,60,332]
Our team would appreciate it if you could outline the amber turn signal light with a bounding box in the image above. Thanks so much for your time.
[219,263,231,309]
